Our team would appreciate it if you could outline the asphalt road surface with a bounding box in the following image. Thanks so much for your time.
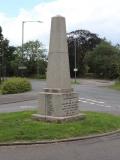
[0,79,120,160]
[0,133,120,160]
[0,79,120,114]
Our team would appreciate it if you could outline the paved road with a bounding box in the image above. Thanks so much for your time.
[0,100,38,112]
[0,79,120,114]
[75,82,120,115]
[0,79,120,160]
[0,133,120,160]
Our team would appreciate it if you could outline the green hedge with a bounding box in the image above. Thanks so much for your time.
[1,77,32,94]
[111,81,120,90]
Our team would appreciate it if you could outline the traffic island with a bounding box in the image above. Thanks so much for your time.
[0,111,120,144]
[35,16,84,122]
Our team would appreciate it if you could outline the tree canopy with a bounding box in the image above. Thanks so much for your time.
[67,29,101,77]
[0,27,17,82]
[1,27,47,79]
[14,40,47,77]
[86,40,120,79]
[1,25,120,80]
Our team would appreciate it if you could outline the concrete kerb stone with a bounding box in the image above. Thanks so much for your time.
[32,113,85,123]
[0,92,39,105]
[0,128,120,146]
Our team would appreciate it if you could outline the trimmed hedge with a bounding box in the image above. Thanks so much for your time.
[1,77,32,94]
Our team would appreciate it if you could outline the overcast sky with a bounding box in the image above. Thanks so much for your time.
[0,0,120,48]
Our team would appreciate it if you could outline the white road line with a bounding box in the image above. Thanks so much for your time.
[96,104,112,108]
[89,102,95,105]
[79,100,95,105]
[97,104,105,107]
[19,106,34,109]
[78,100,87,103]
[79,97,104,104]
[79,97,113,108]
[105,105,112,108]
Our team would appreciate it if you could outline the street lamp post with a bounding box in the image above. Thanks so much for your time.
[22,21,43,55]
[22,21,24,59]
[74,37,78,83]
[0,52,5,82]
[21,20,43,77]
[0,54,2,84]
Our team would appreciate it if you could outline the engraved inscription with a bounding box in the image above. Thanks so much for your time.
[45,93,78,117]
[46,95,53,116]
[62,93,78,116]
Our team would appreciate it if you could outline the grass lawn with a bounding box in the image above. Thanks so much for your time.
[71,79,80,84]
[0,84,1,94]
[110,81,120,90]
[0,111,120,143]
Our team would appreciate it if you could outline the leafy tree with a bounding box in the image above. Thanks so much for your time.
[0,26,17,79]
[0,27,12,81]
[1,39,9,78]
[14,40,47,77]
[0,26,3,83]
[10,49,21,76]
[67,30,101,77]
[6,46,16,76]
[86,40,120,79]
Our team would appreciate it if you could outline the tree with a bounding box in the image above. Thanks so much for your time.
[0,27,12,81]
[14,40,47,77]
[0,27,3,83]
[67,30,101,77]
[6,46,19,76]
[86,40,120,79]
[0,26,16,78]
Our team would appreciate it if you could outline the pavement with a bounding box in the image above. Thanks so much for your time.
[1,78,120,115]
[0,91,39,105]
[0,79,46,105]
[0,79,120,160]
[0,132,120,160]
[0,79,115,105]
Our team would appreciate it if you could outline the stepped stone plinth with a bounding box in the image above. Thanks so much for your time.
[33,15,85,122]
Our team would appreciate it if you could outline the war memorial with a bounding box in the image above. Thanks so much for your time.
[33,15,85,122]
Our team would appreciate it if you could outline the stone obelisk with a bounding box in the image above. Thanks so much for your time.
[33,15,84,122]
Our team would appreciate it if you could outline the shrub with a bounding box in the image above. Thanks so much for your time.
[1,77,32,94]
[30,74,46,79]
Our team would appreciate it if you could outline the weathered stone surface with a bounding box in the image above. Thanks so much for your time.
[36,15,83,122]
[38,91,79,117]
[32,113,85,123]
[46,15,71,89]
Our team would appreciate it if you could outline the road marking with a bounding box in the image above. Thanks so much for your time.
[90,102,95,105]
[80,97,104,104]
[105,105,112,108]
[96,104,112,108]
[78,100,87,103]
[19,106,34,109]
[79,100,95,105]
[97,104,105,107]
[79,97,112,108]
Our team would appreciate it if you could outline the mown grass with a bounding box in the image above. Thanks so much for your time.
[1,77,32,94]
[0,84,2,94]
[110,81,120,90]
[0,111,120,143]
[71,79,80,84]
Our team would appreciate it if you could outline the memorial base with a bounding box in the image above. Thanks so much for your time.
[32,113,85,123]
[33,89,85,122]
[37,89,80,117]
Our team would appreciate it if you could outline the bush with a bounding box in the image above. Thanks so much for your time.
[111,81,120,90]
[1,77,32,94]
[86,41,120,79]
[29,74,46,79]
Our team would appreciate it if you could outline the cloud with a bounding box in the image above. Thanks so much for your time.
[0,0,120,48]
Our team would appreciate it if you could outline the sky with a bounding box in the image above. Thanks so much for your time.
[0,0,120,49]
